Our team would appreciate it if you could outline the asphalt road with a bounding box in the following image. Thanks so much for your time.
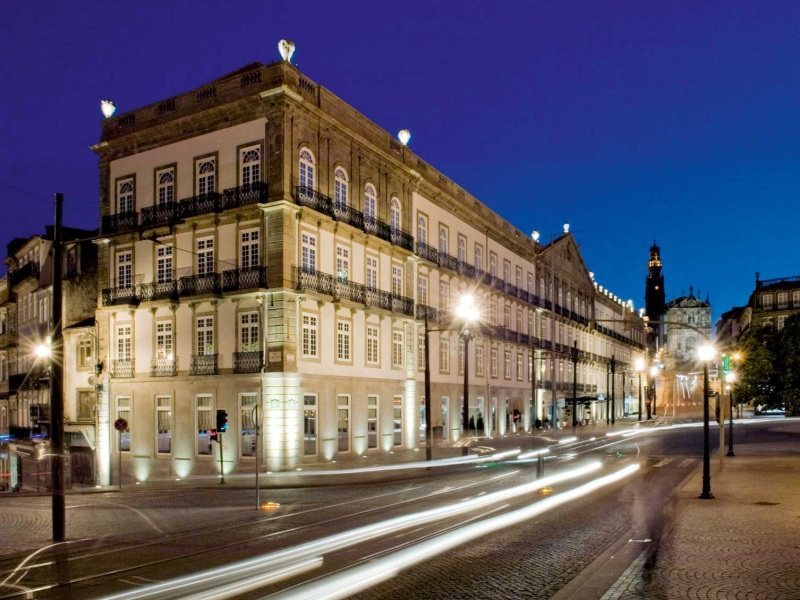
[0,419,779,599]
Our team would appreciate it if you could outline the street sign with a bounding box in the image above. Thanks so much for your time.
[722,354,731,375]
[114,418,128,432]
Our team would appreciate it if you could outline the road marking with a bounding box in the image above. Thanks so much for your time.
[678,458,695,468]
[652,458,672,468]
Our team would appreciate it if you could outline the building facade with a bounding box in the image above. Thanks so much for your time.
[663,288,712,365]
[749,274,800,331]
[90,56,645,484]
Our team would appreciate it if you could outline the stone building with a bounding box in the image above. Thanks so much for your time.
[663,288,712,365]
[1,227,97,490]
[748,273,800,331]
[89,51,645,483]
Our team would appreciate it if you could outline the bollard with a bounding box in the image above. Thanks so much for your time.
[537,454,544,478]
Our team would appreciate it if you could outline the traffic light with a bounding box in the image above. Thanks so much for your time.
[216,409,228,432]
[209,429,218,443]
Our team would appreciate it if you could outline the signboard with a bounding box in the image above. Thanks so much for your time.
[114,418,128,432]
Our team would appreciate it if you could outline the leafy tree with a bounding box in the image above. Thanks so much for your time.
[776,314,800,415]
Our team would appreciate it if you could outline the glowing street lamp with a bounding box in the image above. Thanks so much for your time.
[698,343,716,499]
[35,343,52,359]
[634,357,645,422]
[397,129,411,146]
[455,294,480,436]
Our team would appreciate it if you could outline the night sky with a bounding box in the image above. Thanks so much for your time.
[2,1,799,321]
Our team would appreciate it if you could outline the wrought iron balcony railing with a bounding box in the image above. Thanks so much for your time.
[178,273,221,297]
[438,252,459,272]
[392,295,415,316]
[294,186,333,215]
[222,266,267,292]
[234,351,263,373]
[415,242,439,263]
[140,201,178,229]
[191,354,218,376]
[333,203,364,230]
[222,182,268,210]
[297,266,334,296]
[102,285,139,306]
[102,211,138,235]
[111,359,135,378]
[179,192,221,219]
[390,228,415,252]
[151,356,177,377]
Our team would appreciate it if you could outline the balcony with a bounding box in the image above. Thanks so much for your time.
[179,273,221,297]
[457,261,476,278]
[191,354,217,376]
[297,266,334,296]
[294,186,332,215]
[8,262,40,288]
[415,304,443,324]
[415,242,439,264]
[333,203,364,230]
[438,252,459,272]
[102,285,139,307]
[111,359,135,378]
[102,211,138,235]
[234,351,263,373]
[138,280,178,302]
[391,295,415,317]
[140,201,178,229]
[222,182,267,210]
[390,229,415,252]
[151,356,177,377]
[179,192,221,219]
[222,266,267,292]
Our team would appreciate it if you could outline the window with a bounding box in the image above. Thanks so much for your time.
[155,321,173,359]
[778,315,787,330]
[527,273,533,294]
[489,253,497,277]
[334,167,348,210]
[761,293,773,310]
[438,225,448,254]
[516,267,523,289]
[517,352,524,381]
[156,245,173,284]
[196,316,214,355]
[240,146,261,186]
[299,148,315,189]
[504,305,511,329]
[240,393,258,457]
[366,255,378,289]
[391,265,403,296]
[393,396,403,446]
[304,395,317,456]
[418,333,425,370]
[240,229,260,270]
[77,390,94,421]
[390,197,401,233]
[78,336,93,369]
[336,245,350,280]
[458,236,467,264]
[793,291,800,307]
[117,179,134,213]
[197,237,214,276]
[439,338,450,373]
[516,309,522,335]
[777,292,788,309]
[196,157,216,195]
[474,244,483,272]
[503,260,511,283]
[417,214,428,245]
[116,325,132,360]
[475,344,484,377]
[196,395,213,456]
[504,349,512,379]
[302,314,318,358]
[439,281,450,311]
[337,394,350,452]
[417,275,428,306]
[364,183,377,223]
[156,396,172,454]
[490,348,498,378]
[367,395,378,450]
[392,330,404,368]
[337,320,351,361]
[156,168,174,205]
[239,312,259,352]
[366,325,379,365]
[300,232,317,271]
[116,250,132,288]
[116,397,131,451]
[458,338,465,375]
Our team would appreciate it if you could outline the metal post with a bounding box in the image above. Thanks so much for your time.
[638,373,643,421]
[610,355,616,425]
[652,377,657,417]
[700,362,713,499]
[462,331,470,437]
[424,313,433,461]
[727,387,735,457]
[253,405,262,508]
[605,363,610,424]
[531,349,537,427]
[118,431,123,490]
[51,193,65,543]
[571,341,578,428]
[219,432,225,485]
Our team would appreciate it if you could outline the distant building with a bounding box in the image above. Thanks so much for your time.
[714,305,750,354]
[749,273,800,331]
[644,242,666,350]
[663,287,712,365]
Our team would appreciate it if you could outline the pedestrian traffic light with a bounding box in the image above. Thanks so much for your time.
[209,429,218,443]
[216,409,228,432]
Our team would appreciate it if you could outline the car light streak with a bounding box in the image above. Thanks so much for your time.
[191,557,322,600]
[517,448,550,459]
[267,463,641,600]
[477,448,521,461]
[277,454,481,476]
[558,436,578,444]
[101,462,602,600]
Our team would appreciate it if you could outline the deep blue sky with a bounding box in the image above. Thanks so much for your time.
[2,1,798,321]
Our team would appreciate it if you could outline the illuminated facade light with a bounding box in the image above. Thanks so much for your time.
[397,129,411,146]
[563,223,570,233]
[278,39,296,63]
[100,100,116,118]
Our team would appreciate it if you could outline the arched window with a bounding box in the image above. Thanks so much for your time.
[334,167,348,210]
[363,183,377,223]
[417,215,428,245]
[240,147,261,187]
[117,179,134,213]
[390,197,401,233]
[438,226,448,254]
[197,158,216,196]
[299,148,315,190]
[157,169,174,205]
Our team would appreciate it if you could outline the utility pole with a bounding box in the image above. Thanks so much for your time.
[570,341,578,428]
[51,193,65,542]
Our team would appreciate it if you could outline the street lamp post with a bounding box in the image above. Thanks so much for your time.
[698,343,716,499]
[423,312,433,461]
[605,362,610,424]
[610,355,616,425]
[725,372,735,457]
[570,341,578,428]
[635,357,645,422]
[650,365,658,419]
[455,295,479,438]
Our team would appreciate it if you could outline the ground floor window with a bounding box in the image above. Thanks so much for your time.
[196,395,213,456]
[337,394,350,452]
[367,395,378,449]
[156,396,172,454]
[116,396,131,452]
[240,393,258,457]
[393,396,403,446]
[304,395,317,456]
